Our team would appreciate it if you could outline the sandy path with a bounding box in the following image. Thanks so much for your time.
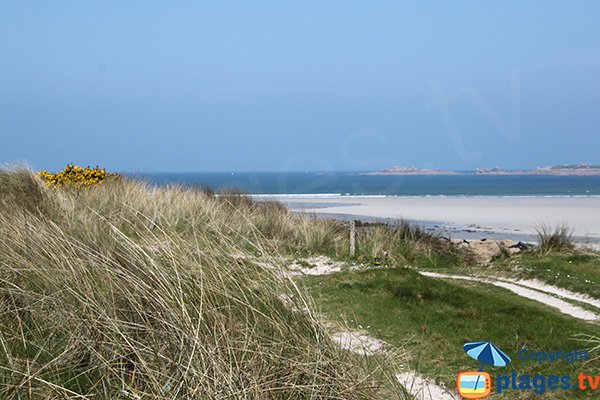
[420,272,599,322]
[396,372,458,400]
[329,331,387,356]
[502,277,600,309]
[281,258,458,398]
[327,328,457,399]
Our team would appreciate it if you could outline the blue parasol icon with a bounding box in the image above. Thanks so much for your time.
[463,341,511,368]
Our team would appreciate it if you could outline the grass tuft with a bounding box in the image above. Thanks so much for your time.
[536,223,574,254]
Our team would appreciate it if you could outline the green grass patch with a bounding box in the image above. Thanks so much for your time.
[490,251,600,300]
[301,268,600,399]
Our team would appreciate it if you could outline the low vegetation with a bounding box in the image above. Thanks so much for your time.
[492,251,600,299]
[300,268,600,399]
[447,225,600,300]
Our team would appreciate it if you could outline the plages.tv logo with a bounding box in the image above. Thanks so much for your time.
[457,341,511,399]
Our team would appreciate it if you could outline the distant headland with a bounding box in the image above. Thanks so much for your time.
[361,164,600,176]
[474,164,600,176]
[360,166,461,176]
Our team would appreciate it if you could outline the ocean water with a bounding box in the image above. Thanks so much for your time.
[127,172,600,197]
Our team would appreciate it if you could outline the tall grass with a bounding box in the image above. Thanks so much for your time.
[353,221,465,267]
[536,223,574,254]
[0,169,401,399]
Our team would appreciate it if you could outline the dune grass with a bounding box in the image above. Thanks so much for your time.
[349,221,466,269]
[0,168,410,399]
[536,224,575,254]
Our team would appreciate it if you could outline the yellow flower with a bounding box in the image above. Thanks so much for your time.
[37,164,120,189]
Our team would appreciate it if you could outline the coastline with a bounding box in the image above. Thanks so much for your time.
[255,195,600,245]
[360,165,600,176]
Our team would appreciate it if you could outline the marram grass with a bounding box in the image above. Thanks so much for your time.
[536,223,575,254]
[0,168,405,399]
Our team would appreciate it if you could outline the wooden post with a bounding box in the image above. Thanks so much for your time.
[349,220,356,256]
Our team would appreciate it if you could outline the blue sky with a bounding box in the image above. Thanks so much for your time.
[1,1,599,172]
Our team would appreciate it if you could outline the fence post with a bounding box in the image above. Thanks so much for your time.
[349,220,356,256]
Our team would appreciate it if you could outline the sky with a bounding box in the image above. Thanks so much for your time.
[1,1,600,172]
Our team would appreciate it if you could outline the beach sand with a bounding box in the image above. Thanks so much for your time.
[264,196,600,244]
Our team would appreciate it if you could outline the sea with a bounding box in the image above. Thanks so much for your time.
[126,172,600,197]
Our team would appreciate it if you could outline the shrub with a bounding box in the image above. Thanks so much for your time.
[38,164,120,188]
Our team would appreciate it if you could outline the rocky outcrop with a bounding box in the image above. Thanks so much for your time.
[450,239,530,265]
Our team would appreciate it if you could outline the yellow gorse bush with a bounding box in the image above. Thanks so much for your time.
[38,164,120,188]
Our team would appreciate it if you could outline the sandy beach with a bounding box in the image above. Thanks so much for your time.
[265,196,600,243]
